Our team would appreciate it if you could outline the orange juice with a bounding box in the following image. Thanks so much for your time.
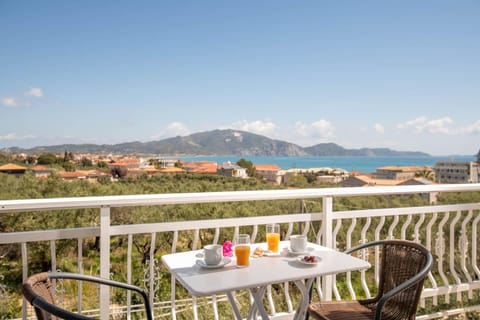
[235,245,251,267]
[266,233,280,252]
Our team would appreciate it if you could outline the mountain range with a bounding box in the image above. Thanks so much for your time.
[1,129,430,157]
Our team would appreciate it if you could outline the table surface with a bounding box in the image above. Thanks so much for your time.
[161,241,370,296]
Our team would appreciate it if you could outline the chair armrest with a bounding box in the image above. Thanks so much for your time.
[31,296,93,320]
[48,272,154,320]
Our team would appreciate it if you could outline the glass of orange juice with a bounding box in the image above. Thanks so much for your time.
[234,234,251,267]
[266,224,280,252]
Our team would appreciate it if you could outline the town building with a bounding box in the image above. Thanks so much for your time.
[182,161,218,174]
[127,168,160,178]
[217,163,248,179]
[0,163,27,177]
[280,167,348,185]
[375,165,429,180]
[341,175,400,187]
[316,175,345,184]
[254,164,281,183]
[434,161,480,183]
[58,170,109,181]
[32,165,51,178]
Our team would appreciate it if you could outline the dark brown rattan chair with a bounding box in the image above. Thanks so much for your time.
[23,271,154,320]
[308,240,433,320]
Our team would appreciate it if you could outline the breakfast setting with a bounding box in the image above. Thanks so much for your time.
[195,223,321,269]
[163,224,370,320]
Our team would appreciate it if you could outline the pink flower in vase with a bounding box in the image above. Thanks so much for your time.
[222,240,233,257]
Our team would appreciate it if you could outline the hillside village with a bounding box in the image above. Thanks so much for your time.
[1,152,479,187]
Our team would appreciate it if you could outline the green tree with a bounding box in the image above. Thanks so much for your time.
[148,158,160,168]
[236,158,256,177]
[304,172,317,183]
[62,161,76,172]
[285,174,308,188]
[415,168,435,181]
[25,155,37,165]
[80,157,93,167]
[174,160,183,168]
[63,151,74,162]
[111,166,128,179]
[97,161,108,169]
[37,153,58,165]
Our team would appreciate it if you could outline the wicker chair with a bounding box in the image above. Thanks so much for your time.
[23,271,154,320]
[308,240,433,320]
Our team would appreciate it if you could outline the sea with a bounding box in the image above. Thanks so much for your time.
[175,155,476,174]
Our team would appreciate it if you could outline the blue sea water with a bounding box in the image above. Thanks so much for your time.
[176,155,476,174]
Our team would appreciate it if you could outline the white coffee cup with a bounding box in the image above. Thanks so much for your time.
[290,235,307,252]
[203,244,223,265]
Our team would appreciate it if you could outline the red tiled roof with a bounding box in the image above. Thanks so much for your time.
[32,165,50,171]
[58,170,107,179]
[254,164,281,171]
[0,163,27,171]
[183,161,218,174]
[58,171,87,179]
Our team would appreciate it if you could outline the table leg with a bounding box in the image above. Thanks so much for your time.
[249,287,269,320]
[226,292,243,320]
[293,278,315,320]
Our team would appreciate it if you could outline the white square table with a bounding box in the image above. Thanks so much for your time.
[161,241,370,320]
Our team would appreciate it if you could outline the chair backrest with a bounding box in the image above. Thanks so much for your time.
[23,272,93,320]
[23,272,58,320]
[370,240,432,320]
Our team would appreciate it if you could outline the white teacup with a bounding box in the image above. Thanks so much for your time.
[203,244,223,265]
[290,235,307,252]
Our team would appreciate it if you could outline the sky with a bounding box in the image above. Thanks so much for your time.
[1,1,479,156]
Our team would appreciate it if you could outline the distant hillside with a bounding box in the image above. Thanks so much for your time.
[1,129,429,157]
[304,143,429,157]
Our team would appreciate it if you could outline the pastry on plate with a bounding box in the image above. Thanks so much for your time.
[252,247,264,257]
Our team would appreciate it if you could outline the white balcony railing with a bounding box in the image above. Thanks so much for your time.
[1,184,480,319]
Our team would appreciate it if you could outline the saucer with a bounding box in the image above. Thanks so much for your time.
[196,257,231,269]
[297,255,321,266]
[287,247,313,256]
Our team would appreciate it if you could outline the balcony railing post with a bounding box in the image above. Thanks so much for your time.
[321,196,333,301]
[100,206,111,320]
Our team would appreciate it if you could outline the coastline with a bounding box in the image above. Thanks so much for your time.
[173,155,476,174]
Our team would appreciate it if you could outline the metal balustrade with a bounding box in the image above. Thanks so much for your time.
[1,184,480,319]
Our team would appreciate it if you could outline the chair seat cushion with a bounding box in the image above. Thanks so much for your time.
[308,300,375,320]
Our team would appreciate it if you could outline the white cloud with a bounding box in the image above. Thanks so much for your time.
[230,120,277,135]
[294,119,335,139]
[397,116,480,138]
[150,122,190,139]
[24,87,43,97]
[374,123,385,134]
[397,116,455,134]
[2,97,19,107]
[0,133,36,140]
[463,120,480,134]
[0,133,18,140]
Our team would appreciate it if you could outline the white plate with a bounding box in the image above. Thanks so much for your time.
[297,255,321,266]
[287,247,314,255]
[196,257,231,269]
[263,250,281,257]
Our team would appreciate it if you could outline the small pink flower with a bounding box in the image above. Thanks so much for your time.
[222,240,233,257]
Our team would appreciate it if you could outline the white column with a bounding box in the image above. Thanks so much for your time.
[100,207,111,319]
[321,196,333,301]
